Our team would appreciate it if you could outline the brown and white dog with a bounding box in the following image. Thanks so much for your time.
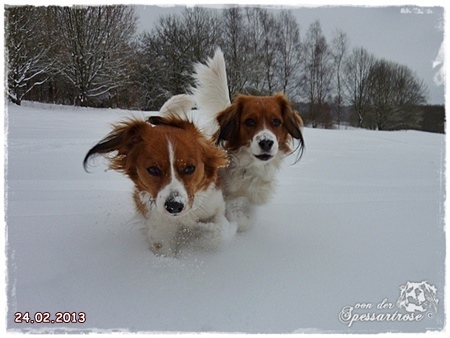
[164,49,305,231]
[83,113,235,256]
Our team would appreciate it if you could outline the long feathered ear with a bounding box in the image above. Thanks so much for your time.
[83,119,148,172]
[275,94,305,161]
[216,100,242,149]
[198,137,229,181]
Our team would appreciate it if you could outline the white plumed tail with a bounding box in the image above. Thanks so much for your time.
[191,48,231,119]
[159,94,195,117]
[158,49,230,138]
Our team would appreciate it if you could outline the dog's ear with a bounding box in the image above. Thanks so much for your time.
[147,116,165,126]
[148,115,198,134]
[275,94,305,161]
[216,100,242,148]
[275,94,303,139]
[198,137,229,181]
[83,119,148,172]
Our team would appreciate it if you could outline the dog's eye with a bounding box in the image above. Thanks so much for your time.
[147,166,162,176]
[183,165,196,175]
[244,118,256,127]
[273,118,282,127]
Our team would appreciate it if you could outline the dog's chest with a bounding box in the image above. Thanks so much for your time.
[220,162,279,205]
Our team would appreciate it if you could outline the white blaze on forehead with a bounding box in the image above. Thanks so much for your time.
[168,140,176,181]
[155,139,190,215]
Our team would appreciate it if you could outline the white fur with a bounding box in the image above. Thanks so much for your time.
[191,48,231,115]
[155,141,190,216]
[138,182,236,257]
[250,128,279,160]
[220,149,283,231]
[161,48,289,232]
[190,48,286,232]
[159,94,195,117]
[136,95,236,257]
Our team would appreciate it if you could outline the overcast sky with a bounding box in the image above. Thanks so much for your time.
[135,3,445,105]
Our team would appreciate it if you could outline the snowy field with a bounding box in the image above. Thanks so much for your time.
[5,102,446,333]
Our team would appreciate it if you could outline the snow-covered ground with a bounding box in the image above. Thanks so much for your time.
[5,102,445,333]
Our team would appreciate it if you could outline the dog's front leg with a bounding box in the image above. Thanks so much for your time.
[147,223,179,257]
[225,196,255,232]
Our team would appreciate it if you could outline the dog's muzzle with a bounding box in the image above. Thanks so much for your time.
[254,132,276,161]
[164,194,184,215]
[259,139,274,152]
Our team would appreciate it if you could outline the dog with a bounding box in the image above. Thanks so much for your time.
[83,113,235,257]
[164,49,305,231]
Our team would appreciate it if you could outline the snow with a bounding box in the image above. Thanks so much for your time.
[4,101,445,333]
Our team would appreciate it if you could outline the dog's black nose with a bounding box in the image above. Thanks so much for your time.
[165,199,184,214]
[259,139,274,152]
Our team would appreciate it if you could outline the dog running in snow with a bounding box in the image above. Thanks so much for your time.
[160,48,305,231]
[84,112,236,257]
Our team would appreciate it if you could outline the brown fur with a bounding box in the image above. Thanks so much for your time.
[84,116,229,214]
[215,93,304,154]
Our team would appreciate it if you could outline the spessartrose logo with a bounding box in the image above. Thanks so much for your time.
[396,281,438,313]
[339,281,439,327]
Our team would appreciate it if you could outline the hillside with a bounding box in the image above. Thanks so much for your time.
[5,102,445,333]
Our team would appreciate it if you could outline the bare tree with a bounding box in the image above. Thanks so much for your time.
[5,6,54,105]
[258,9,280,93]
[242,7,268,93]
[366,59,427,130]
[343,46,375,128]
[53,6,136,106]
[300,20,334,128]
[331,29,348,127]
[276,10,302,99]
[182,7,221,62]
[220,6,249,95]
[221,7,283,96]
[138,7,221,110]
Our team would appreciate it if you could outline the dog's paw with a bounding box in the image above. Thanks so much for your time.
[190,217,237,251]
[220,216,238,241]
[149,241,177,257]
[147,228,179,257]
[225,197,254,232]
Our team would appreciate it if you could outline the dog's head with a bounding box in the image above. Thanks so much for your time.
[215,94,304,162]
[83,116,228,217]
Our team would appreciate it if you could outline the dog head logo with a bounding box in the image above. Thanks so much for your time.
[396,281,438,313]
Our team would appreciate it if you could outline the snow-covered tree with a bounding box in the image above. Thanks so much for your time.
[52,6,136,106]
[5,6,54,105]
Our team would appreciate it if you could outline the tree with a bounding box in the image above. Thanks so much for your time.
[257,9,280,93]
[220,6,249,95]
[138,7,220,110]
[52,6,137,106]
[300,20,334,128]
[366,59,427,130]
[343,46,375,128]
[276,10,302,100]
[5,6,54,105]
[139,14,191,110]
[182,7,221,62]
[331,29,348,127]
[241,7,271,93]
